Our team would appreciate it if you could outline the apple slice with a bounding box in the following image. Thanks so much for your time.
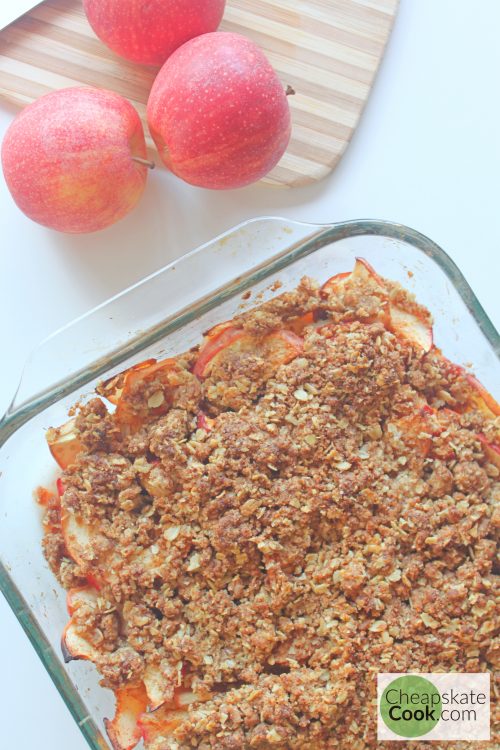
[143,664,176,711]
[321,259,388,311]
[204,321,235,339]
[388,305,433,353]
[138,692,200,747]
[477,434,500,469]
[286,311,316,335]
[115,358,185,431]
[193,325,303,381]
[262,329,304,367]
[174,690,199,709]
[62,512,117,587]
[61,619,100,663]
[66,585,98,617]
[466,375,500,420]
[105,684,149,750]
[98,359,157,404]
[144,665,168,711]
[139,708,188,746]
[193,324,248,379]
[46,418,84,469]
[351,257,386,290]
[320,271,351,298]
[61,509,94,568]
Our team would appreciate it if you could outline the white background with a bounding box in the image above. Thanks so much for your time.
[0,1,499,748]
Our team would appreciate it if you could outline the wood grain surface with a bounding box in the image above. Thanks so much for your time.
[0,0,399,187]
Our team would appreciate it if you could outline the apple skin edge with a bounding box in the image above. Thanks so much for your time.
[192,325,303,380]
[61,636,75,665]
[193,324,247,378]
[147,32,292,189]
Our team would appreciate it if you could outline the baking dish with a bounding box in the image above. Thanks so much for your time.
[0,217,498,750]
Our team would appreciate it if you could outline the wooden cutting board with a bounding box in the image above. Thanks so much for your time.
[0,0,398,187]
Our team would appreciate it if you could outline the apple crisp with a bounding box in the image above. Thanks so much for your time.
[38,259,499,750]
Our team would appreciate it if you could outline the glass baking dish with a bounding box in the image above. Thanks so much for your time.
[0,218,498,750]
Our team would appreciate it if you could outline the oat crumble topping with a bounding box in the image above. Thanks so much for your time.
[39,261,499,750]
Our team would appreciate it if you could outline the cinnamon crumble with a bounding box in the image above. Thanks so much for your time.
[39,260,499,749]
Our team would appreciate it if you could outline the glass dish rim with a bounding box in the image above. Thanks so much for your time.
[0,216,498,750]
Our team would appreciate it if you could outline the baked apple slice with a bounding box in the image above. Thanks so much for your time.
[173,690,199,709]
[466,374,500,419]
[388,305,433,353]
[144,665,171,710]
[61,619,100,663]
[321,258,387,299]
[351,257,386,289]
[193,324,249,379]
[62,585,100,662]
[193,323,303,380]
[61,502,116,585]
[138,692,200,747]
[66,585,98,617]
[61,509,93,569]
[262,329,304,367]
[320,271,351,298]
[98,359,157,404]
[139,708,188,747]
[115,359,187,432]
[477,434,500,469]
[105,684,149,750]
[46,417,84,469]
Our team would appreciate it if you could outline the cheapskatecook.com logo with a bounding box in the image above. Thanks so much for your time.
[377,673,490,741]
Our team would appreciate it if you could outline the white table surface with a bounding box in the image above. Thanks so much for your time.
[1,1,499,748]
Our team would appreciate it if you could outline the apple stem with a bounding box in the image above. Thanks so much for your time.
[286,85,296,96]
[132,156,155,169]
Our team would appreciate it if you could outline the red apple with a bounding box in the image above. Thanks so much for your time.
[147,32,292,189]
[83,0,226,66]
[1,87,152,233]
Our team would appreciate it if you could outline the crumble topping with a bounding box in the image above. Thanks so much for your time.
[40,266,499,749]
